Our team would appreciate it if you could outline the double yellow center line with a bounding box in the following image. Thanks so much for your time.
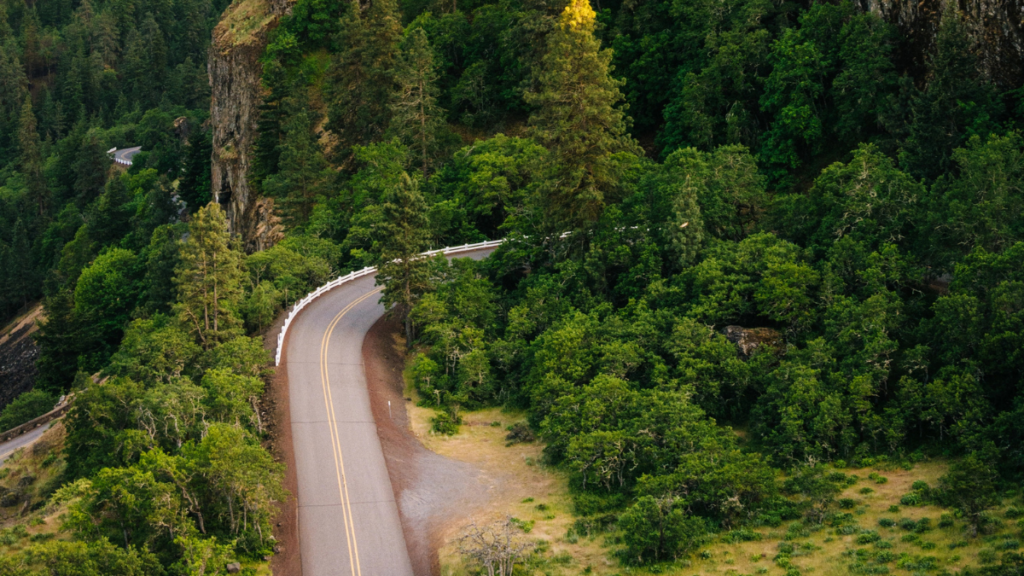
[318,287,382,576]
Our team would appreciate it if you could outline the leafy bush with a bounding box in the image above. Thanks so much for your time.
[840,498,857,509]
[856,530,881,544]
[939,513,954,527]
[505,422,535,445]
[914,518,932,533]
[900,492,921,506]
[911,481,930,491]
[898,518,917,531]
[875,540,893,549]
[860,487,875,495]
[0,390,56,431]
[430,411,460,435]
[1005,507,1023,519]
[878,518,895,528]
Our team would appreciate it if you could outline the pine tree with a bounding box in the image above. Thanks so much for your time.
[174,204,245,349]
[388,28,446,177]
[179,129,213,212]
[525,0,640,231]
[18,98,49,218]
[374,172,432,345]
[262,93,332,228]
[73,132,108,206]
[326,0,403,161]
[0,39,28,164]
[900,7,998,180]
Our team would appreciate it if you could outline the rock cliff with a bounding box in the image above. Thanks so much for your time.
[857,0,1024,87]
[209,0,290,252]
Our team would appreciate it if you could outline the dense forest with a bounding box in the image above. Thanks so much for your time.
[2,0,1024,572]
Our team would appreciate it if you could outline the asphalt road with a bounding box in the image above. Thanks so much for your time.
[285,248,495,576]
[0,424,50,466]
[113,146,142,166]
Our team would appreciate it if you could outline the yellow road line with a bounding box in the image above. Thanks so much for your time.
[319,287,382,576]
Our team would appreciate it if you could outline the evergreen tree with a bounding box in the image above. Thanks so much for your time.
[388,28,446,176]
[326,0,403,162]
[73,132,109,206]
[179,129,213,212]
[525,0,640,231]
[18,98,49,218]
[0,39,28,164]
[900,7,999,180]
[173,203,244,349]
[262,92,332,228]
[373,172,432,344]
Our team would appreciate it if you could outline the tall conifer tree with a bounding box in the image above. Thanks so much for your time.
[374,173,431,344]
[326,0,403,162]
[18,98,49,218]
[174,204,244,349]
[388,28,446,177]
[263,93,332,228]
[526,0,640,231]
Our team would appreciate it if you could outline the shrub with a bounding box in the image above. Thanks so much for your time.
[1005,507,1023,519]
[887,505,899,513]
[911,481,930,491]
[878,518,895,528]
[430,411,460,435]
[898,518,917,531]
[869,473,889,484]
[914,518,932,533]
[857,531,881,544]
[840,498,857,509]
[722,529,762,543]
[900,492,921,506]
[939,513,954,527]
[978,549,997,564]
[901,534,920,543]
[860,487,875,495]
[999,539,1021,550]
[828,472,848,483]
[875,540,893,549]
[875,550,896,563]
[0,390,56,431]
[505,422,535,445]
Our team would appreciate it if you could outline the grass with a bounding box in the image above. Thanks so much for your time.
[214,0,279,48]
[404,376,1022,575]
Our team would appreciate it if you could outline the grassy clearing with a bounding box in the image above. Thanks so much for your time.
[405,388,1023,576]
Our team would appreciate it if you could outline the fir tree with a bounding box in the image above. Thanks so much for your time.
[263,93,332,228]
[173,204,244,349]
[388,28,446,177]
[0,39,28,164]
[526,0,640,231]
[18,98,49,218]
[179,129,213,212]
[326,0,403,162]
[374,172,432,344]
[73,132,108,206]
[900,7,999,180]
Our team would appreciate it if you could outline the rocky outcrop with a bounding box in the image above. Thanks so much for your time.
[857,0,1024,87]
[209,0,291,252]
[722,326,784,359]
[0,305,42,412]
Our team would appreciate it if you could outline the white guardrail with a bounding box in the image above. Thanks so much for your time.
[274,239,505,365]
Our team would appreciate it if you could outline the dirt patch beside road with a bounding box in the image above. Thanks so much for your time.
[363,317,495,576]
[264,315,301,576]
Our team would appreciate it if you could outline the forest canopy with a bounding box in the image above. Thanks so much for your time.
[2,0,1024,572]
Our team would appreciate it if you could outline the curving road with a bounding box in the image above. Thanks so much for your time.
[0,424,50,466]
[283,247,495,576]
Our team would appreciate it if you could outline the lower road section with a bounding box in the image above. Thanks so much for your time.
[284,248,493,576]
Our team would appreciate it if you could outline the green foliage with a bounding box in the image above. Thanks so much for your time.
[0,389,56,431]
